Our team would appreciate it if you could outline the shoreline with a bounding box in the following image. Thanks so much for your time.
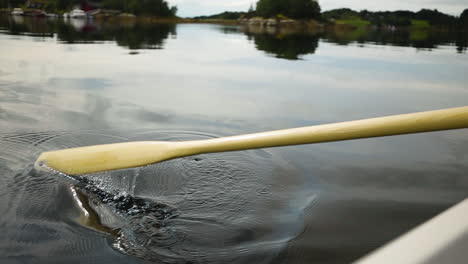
[1,11,465,33]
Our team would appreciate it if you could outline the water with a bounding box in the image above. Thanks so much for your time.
[0,16,467,264]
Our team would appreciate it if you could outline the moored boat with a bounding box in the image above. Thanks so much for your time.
[11,8,24,16]
[23,10,47,17]
[70,9,86,18]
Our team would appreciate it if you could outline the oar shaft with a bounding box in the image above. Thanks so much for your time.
[178,106,468,155]
[36,106,468,175]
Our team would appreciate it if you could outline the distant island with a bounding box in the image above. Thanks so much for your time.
[1,0,467,30]
[194,0,468,30]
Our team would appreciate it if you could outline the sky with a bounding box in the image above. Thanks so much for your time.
[169,0,467,18]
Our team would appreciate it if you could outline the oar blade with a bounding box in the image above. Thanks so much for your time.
[35,141,173,175]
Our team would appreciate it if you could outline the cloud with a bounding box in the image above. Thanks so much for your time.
[169,0,255,17]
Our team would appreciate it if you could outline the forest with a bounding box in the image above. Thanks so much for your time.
[255,0,321,19]
[0,0,177,16]
[322,8,465,27]
[199,2,468,29]
[2,0,468,28]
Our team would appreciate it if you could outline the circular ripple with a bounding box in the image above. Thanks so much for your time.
[0,132,138,264]
[101,131,306,263]
[0,130,311,264]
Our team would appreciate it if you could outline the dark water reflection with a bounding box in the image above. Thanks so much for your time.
[1,16,467,58]
[240,24,467,59]
[0,16,467,264]
[0,15,176,50]
[322,28,468,53]
[245,31,319,60]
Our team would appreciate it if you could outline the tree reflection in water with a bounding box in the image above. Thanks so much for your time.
[0,16,176,50]
[0,15,466,56]
[234,24,467,60]
[243,25,320,60]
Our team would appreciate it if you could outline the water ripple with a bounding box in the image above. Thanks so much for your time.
[0,130,312,263]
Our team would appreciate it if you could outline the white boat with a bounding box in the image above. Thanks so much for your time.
[11,8,24,16]
[70,18,86,31]
[11,15,24,24]
[69,9,86,18]
[356,198,468,264]
[63,12,69,18]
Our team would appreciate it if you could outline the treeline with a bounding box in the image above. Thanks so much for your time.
[194,11,245,20]
[323,8,468,28]
[460,9,468,28]
[194,0,321,19]
[255,0,320,19]
[0,0,177,17]
[195,1,468,30]
[100,0,177,16]
[194,0,321,20]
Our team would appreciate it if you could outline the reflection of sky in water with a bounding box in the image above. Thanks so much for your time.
[1,24,466,129]
[1,24,467,174]
[0,23,468,263]
[1,24,467,193]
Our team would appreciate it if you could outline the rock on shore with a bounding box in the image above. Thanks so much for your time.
[239,17,322,29]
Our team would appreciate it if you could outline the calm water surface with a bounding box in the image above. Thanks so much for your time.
[0,17,467,264]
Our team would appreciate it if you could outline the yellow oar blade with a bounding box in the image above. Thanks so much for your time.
[35,106,468,175]
[35,141,176,175]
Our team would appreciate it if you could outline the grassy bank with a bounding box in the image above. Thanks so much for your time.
[411,19,430,29]
[185,18,239,24]
[335,18,370,27]
[95,16,240,25]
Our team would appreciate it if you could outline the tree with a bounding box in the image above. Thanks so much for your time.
[100,0,176,16]
[416,9,456,26]
[256,0,284,18]
[102,0,125,11]
[256,0,320,19]
[287,0,320,19]
[248,4,254,13]
[248,32,319,60]
[460,9,468,27]
[170,5,177,16]
[4,0,26,8]
[54,0,70,10]
[322,8,359,20]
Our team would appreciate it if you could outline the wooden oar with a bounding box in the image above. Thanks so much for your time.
[35,106,468,175]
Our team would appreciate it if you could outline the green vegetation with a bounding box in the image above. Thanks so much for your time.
[1,0,467,29]
[460,9,468,28]
[101,0,177,16]
[322,9,369,28]
[1,0,23,9]
[322,8,359,21]
[194,11,246,20]
[323,8,458,28]
[416,9,456,26]
[0,0,177,16]
[409,29,429,42]
[335,18,370,27]
[411,19,430,28]
[255,0,320,19]
[246,31,319,59]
